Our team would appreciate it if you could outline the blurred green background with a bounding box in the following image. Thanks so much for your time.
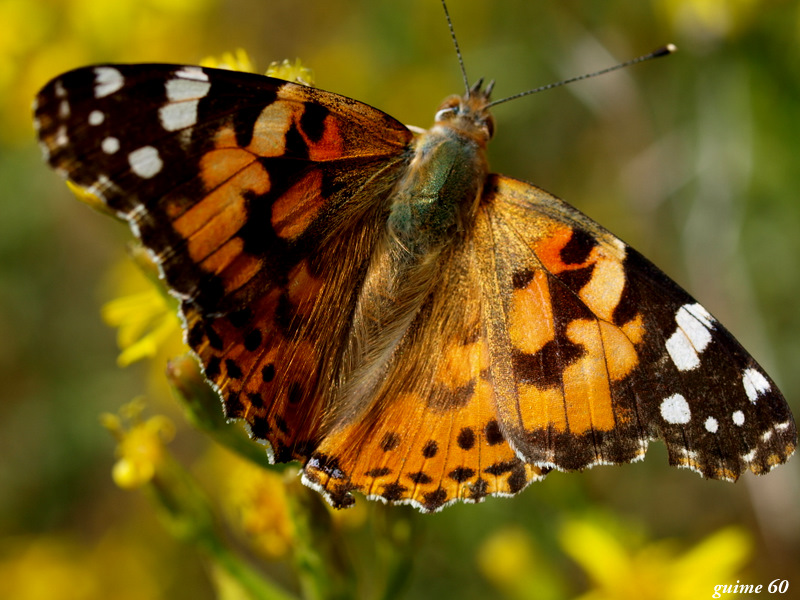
[2,0,799,598]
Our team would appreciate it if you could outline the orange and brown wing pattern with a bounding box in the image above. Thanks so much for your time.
[35,64,414,462]
[35,61,795,514]
[303,221,545,512]
[480,175,795,479]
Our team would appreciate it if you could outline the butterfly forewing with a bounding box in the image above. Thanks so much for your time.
[483,175,795,479]
[35,63,415,464]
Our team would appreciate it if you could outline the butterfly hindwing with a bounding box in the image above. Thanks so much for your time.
[304,228,544,511]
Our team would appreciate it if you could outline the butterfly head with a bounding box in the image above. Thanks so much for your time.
[433,78,496,144]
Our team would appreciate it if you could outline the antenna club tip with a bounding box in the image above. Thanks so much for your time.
[655,43,678,57]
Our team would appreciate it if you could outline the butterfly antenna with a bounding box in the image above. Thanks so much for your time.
[487,44,677,108]
[440,0,470,94]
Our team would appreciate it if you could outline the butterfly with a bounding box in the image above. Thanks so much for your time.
[33,15,795,513]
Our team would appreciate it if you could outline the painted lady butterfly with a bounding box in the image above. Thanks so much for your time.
[33,7,795,512]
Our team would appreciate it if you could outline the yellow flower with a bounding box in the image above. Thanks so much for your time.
[102,399,176,489]
[266,58,315,86]
[201,49,315,86]
[100,248,186,368]
[223,456,296,559]
[65,180,115,216]
[560,516,752,600]
[200,48,258,73]
[102,288,181,367]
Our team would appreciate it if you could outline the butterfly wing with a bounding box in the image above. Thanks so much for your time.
[36,64,796,512]
[303,173,796,511]
[304,218,545,511]
[35,64,414,462]
[481,174,796,479]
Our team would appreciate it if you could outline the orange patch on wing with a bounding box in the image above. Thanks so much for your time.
[311,362,536,508]
[199,148,258,191]
[249,101,296,157]
[621,312,645,345]
[563,319,615,433]
[176,161,269,263]
[509,270,554,354]
[201,236,244,276]
[579,248,626,322]
[436,341,487,389]
[599,320,639,382]
[532,226,575,274]
[248,97,344,161]
[519,384,567,432]
[216,251,264,295]
[306,116,343,162]
[212,124,239,149]
[182,200,245,262]
[271,170,324,240]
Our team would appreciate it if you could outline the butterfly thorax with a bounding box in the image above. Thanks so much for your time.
[387,86,494,255]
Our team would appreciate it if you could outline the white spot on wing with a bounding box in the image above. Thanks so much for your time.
[86,174,111,202]
[58,100,70,118]
[660,394,691,424]
[159,101,200,131]
[101,136,120,154]
[666,329,699,371]
[677,304,714,350]
[128,204,146,221]
[38,140,50,161]
[175,66,209,82]
[683,302,714,329]
[54,125,68,147]
[88,110,105,126]
[55,81,66,98]
[704,417,718,433]
[94,67,124,98]
[165,77,211,102]
[732,410,745,426]
[665,303,715,372]
[741,449,756,463]
[742,368,770,403]
[128,146,162,179]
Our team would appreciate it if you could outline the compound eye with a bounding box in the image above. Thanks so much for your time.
[435,106,458,122]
